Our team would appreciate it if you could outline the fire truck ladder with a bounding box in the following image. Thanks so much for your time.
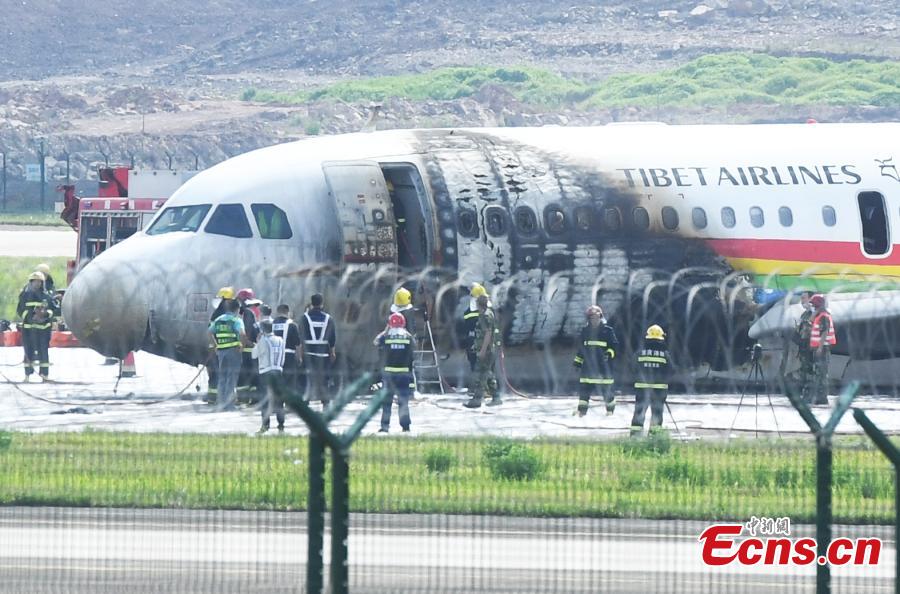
[413,316,445,395]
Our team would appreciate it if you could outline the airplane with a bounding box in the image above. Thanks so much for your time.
[62,122,900,392]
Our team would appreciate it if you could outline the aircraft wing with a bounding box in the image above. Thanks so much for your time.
[749,290,900,339]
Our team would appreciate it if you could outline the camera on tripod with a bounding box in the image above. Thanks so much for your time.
[750,343,763,363]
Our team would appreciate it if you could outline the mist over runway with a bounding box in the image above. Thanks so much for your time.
[1,348,899,438]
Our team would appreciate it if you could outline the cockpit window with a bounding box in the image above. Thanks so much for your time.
[146,204,211,235]
[251,204,293,239]
[204,204,253,238]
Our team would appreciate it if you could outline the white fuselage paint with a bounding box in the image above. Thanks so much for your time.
[63,124,900,384]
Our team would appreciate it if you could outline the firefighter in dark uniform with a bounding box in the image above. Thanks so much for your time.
[17,271,56,381]
[272,304,302,395]
[206,286,236,401]
[459,283,487,371]
[299,293,336,406]
[808,294,835,405]
[374,312,417,433]
[794,291,815,402]
[631,324,670,435]
[463,294,502,408]
[574,305,618,416]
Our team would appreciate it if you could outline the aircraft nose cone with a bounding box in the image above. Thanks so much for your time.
[63,257,148,358]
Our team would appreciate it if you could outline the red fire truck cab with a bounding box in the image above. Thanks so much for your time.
[60,167,197,284]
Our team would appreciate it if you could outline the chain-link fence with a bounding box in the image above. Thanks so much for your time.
[0,261,897,592]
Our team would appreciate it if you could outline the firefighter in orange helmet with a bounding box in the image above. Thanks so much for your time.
[808,294,835,405]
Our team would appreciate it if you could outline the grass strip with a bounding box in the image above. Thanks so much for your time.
[0,212,69,227]
[0,431,893,523]
[0,256,68,320]
[242,53,900,111]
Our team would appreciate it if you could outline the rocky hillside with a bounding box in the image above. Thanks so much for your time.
[0,0,897,201]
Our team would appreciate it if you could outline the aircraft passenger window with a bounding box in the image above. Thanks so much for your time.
[721,207,736,228]
[632,207,649,230]
[604,208,621,231]
[778,206,793,227]
[857,191,890,256]
[147,204,211,235]
[457,209,478,238]
[822,205,836,227]
[204,203,253,238]
[514,207,537,235]
[544,206,566,234]
[661,206,679,231]
[575,206,593,231]
[251,204,293,239]
[750,206,765,228]
[485,206,507,237]
[692,207,707,230]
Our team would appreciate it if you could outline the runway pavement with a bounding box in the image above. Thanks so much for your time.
[0,508,893,593]
[0,225,76,257]
[2,348,900,438]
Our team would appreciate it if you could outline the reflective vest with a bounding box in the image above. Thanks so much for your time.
[212,315,242,349]
[304,311,332,357]
[809,311,836,348]
[383,333,413,374]
[272,317,296,366]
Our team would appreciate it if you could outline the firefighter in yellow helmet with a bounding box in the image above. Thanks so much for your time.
[573,305,618,416]
[631,324,670,436]
[463,294,502,408]
[205,286,237,401]
[459,283,488,371]
[390,286,417,336]
[17,271,56,381]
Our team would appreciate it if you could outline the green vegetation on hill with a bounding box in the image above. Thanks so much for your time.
[0,431,894,523]
[242,53,900,111]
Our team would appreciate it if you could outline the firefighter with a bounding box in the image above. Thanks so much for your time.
[459,283,487,372]
[793,291,815,402]
[390,287,417,336]
[374,312,416,433]
[808,293,835,405]
[206,286,236,401]
[573,305,618,416]
[631,324,670,435]
[236,288,260,392]
[272,304,302,395]
[299,293,336,406]
[35,263,56,294]
[463,294,502,408]
[207,298,247,411]
[17,271,55,381]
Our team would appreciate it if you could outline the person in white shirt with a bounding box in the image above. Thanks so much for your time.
[252,320,286,433]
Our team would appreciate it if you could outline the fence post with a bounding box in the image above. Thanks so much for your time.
[281,373,389,594]
[786,381,859,594]
[851,408,900,594]
[307,433,326,594]
[1,151,6,211]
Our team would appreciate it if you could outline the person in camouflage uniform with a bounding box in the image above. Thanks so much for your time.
[794,291,815,402]
[463,295,502,408]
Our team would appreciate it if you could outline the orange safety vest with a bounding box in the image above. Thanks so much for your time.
[809,311,836,348]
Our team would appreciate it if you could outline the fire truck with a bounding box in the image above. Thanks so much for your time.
[60,167,197,284]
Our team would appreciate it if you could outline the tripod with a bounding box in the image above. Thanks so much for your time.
[728,344,782,439]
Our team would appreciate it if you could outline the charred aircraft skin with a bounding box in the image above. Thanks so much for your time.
[63,124,900,389]
[411,130,746,389]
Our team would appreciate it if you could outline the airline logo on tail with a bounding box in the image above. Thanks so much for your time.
[876,158,900,183]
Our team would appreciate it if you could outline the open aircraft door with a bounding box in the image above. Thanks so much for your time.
[322,161,398,267]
